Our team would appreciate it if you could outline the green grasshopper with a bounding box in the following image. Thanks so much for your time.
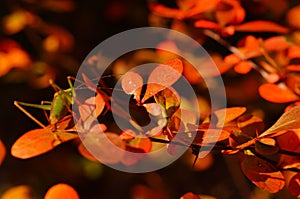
[14,77,75,129]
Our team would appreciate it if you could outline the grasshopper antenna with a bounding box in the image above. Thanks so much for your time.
[14,101,46,129]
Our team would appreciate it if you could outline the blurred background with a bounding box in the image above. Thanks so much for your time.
[0,0,298,198]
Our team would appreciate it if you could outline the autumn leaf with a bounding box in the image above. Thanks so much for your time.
[44,183,79,199]
[83,132,126,164]
[241,155,285,193]
[234,20,289,33]
[258,83,299,103]
[288,173,300,197]
[11,128,78,159]
[261,105,300,137]
[142,58,183,103]
[213,107,247,128]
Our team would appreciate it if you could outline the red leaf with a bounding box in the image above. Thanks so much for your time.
[288,173,300,197]
[288,46,300,59]
[181,192,201,199]
[83,132,126,164]
[44,183,79,199]
[234,20,289,33]
[233,60,252,74]
[241,155,285,193]
[258,83,299,103]
[215,0,245,26]
[149,3,185,19]
[142,58,183,103]
[286,64,300,72]
[0,139,5,165]
[194,20,219,29]
[186,0,220,18]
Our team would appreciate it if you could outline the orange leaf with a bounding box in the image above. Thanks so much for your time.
[233,60,252,74]
[288,173,300,197]
[215,0,245,26]
[213,107,247,127]
[194,20,219,29]
[127,136,152,153]
[286,64,300,72]
[241,155,285,193]
[11,128,58,159]
[11,127,77,159]
[263,36,290,51]
[0,139,6,166]
[185,0,220,18]
[288,45,300,59]
[83,132,126,164]
[180,192,201,199]
[224,54,241,65]
[44,183,79,199]
[258,83,299,103]
[142,58,183,103]
[121,71,143,102]
[149,3,185,19]
[235,20,289,33]
[261,105,300,137]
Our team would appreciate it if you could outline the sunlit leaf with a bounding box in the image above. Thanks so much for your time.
[142,58,183,103]
[186,0,220,18]
[263,36,290,51]
[234,20,289,33]
[11,128,77,159]
[286,5,300,29]
[233,60,252,74]
[44,183,79,199]
[180,192,201,199]
[11,128,59,159]
[286,73,300,95]
[149,3,185,19]
[127,136,152,153]
[288,173,300,197]
[286,64,300,72]
[237,114,265,136]
[215,0,245,26]
[194,20,219,29]
[258,83,299,103]
[213,107,247,128]
[78,95,105,130]
[121,71,143,102]
[261,105,300,137]
[83,132,126,164]
[0,139,6,166]
[1,185,33,199]
[241,155,285,193]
